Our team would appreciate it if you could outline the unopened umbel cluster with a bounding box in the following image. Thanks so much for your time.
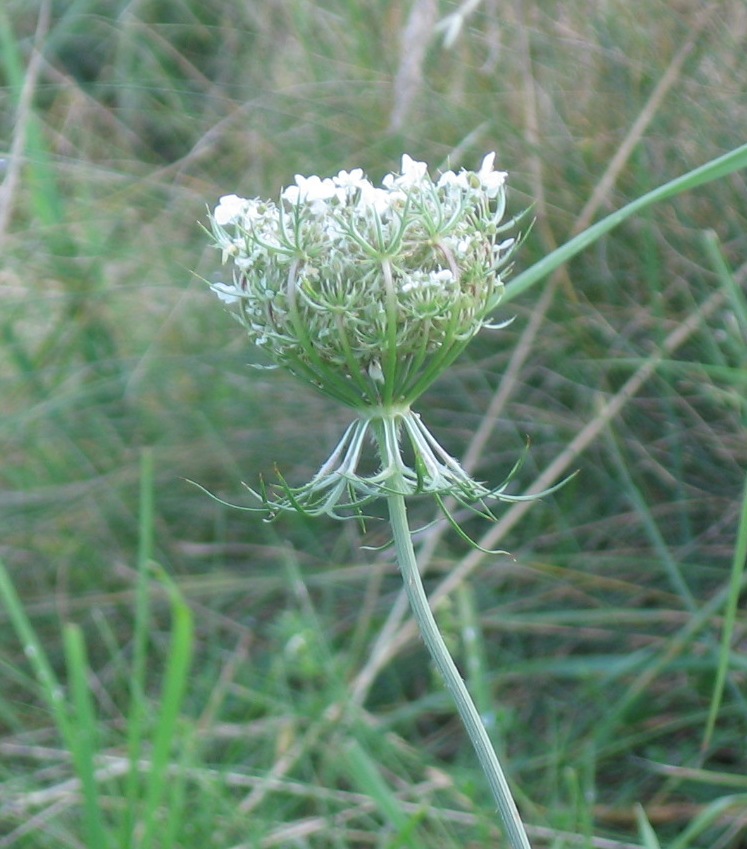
[209,154,517,411]
[207,155,528,517]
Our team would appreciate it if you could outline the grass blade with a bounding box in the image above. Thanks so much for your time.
[504,142,747,304]
[341,738,410,833]
[120,450,156,848]
[140,565,194,848]
[634,803,662,849]
[63,624,111,849]
[703,229,747,343]
[668,794,747,849]
[0,562,72,744]
[701,470,747,754]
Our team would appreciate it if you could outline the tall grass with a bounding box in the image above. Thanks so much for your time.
[1,1,746,846]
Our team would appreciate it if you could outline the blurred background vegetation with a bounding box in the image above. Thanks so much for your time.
[1,0,746,847]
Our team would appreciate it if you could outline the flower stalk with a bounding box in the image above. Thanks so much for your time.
[202,154,554,847]
[385,483,532,849]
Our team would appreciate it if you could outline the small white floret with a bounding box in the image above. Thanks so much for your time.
[282,174,338,213]
[214,194,247,226]
[383,154,429,190]
[357,183,394,216]
[437,169,469,191]
[334,168,369,199]
[477,153,507,198]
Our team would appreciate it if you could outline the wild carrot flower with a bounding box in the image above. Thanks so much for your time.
[207,154,529,518]
[204,155,541,849]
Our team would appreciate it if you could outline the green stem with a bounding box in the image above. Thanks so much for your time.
[386,487,532,849]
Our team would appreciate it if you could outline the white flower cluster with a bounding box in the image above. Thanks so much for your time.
[208,154,517,411]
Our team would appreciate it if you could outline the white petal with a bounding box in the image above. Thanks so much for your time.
[214,194,247,226]
[478,152,496,174]
[210,282,241,303]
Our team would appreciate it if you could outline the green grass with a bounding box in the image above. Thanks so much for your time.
[2,0,747,846]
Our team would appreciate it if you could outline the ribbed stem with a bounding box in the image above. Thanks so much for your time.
[386,486,532,849]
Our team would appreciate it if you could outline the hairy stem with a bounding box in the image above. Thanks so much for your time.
[386,486,532,849]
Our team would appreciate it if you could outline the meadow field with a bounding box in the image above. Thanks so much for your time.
[1,1,747,847]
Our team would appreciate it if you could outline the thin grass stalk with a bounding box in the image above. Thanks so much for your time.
[701,470,747,753]
[0,1,51,243]
[121,450,155,848]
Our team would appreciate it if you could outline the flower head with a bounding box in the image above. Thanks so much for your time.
[205,155,536,517]
[208,155,519,412]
